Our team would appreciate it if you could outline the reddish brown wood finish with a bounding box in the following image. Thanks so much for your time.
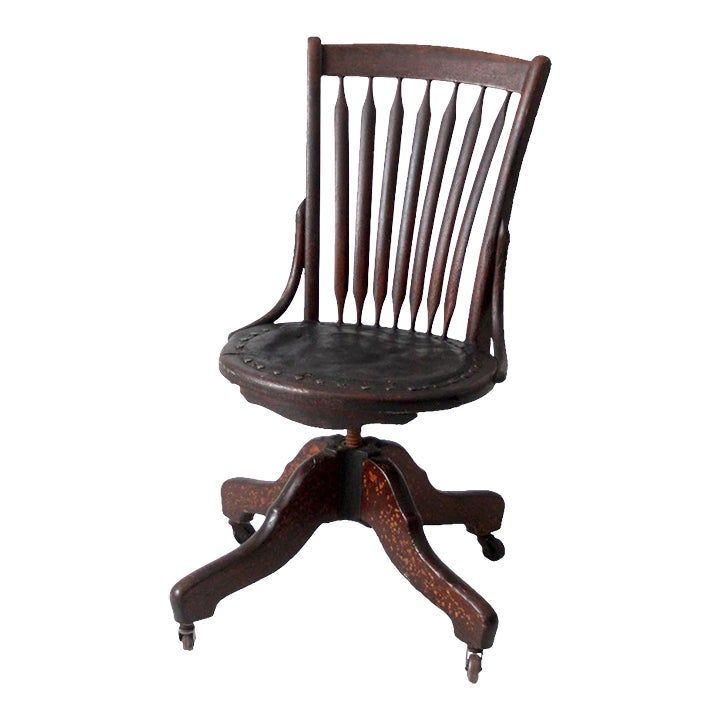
[491,219,510,380]
[409,83,458,330]
[360,459,498,650]
[392,80,431,327]
[221,436,336,519]
[171,448,342,625]
[353,78,376,323]
[173,435,502,652]
[427,88,484,332]
[237,200,305,331]
[304,37,322,322]
[334,78,349,322]
[323,44,529,92]
[374,438,504,535]
[373,78,403,325]
[443,92,510,336]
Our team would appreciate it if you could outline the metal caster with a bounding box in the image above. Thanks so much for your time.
[230,515,256,544]
[478,533,505,561]
[465,649,482,683]
[178,623,195,651]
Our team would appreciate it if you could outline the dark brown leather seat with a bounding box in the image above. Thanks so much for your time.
[220,322,498,428]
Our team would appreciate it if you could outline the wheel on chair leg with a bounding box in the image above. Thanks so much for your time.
[465,650,482,683]
[178,623,195,651]
[230,520,255,544]
[478,533,505,561]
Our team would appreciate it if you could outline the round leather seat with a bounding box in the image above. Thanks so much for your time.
[219,322,498,428]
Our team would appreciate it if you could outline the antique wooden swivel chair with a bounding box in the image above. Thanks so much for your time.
[170,39,550,682]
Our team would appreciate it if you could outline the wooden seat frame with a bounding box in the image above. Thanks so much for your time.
[170,38,550,681]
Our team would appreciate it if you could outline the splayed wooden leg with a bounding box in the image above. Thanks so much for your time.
[171,451,341,630]
[376,439,505,537]
[359,457,498,651]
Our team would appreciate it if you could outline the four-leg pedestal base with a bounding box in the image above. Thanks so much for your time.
[170,435,505,682]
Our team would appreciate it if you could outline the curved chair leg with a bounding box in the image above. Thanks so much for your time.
[377,440,504,537]
[221,435,340,521]
[360,458,498,651]
[171,451,341,630]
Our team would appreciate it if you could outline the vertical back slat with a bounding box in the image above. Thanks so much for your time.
[372,79,404,325]
[391,80,431,327]
[334,77,349,322]
[443,92,511,336]
[353,78,376,323]
[408,83,459,330]
[305,37,322,321]
[426,88,485,332]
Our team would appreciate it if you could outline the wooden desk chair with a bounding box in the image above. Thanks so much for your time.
[170,39,550,682]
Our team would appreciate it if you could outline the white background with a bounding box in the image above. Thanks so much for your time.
[1,1,719,717]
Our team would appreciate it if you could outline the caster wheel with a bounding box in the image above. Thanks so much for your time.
[178,623,195,651]
[230,520,255,544]
[466,651,482,683]
[478,533,505,561]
